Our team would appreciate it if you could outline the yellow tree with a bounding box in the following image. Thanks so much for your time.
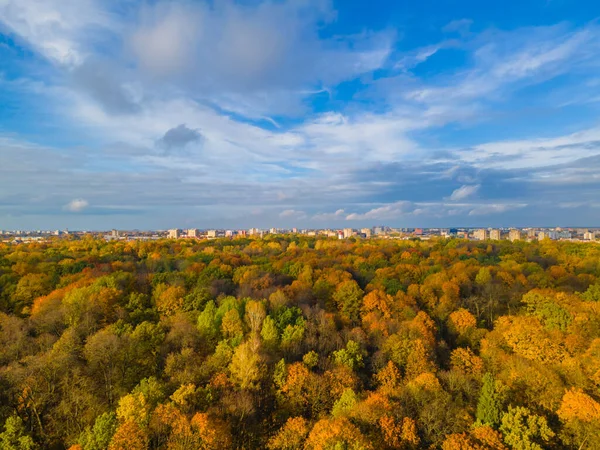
[108,420,148,450]
[190,412,232,449]
[442,426,506,450]
[375,361,402,396]
[155,285,186,316]
[305,417,372,450]
[229,339,264,390]
[267,417,309,450]
[245,300,266,334]
[450,347,484,377]
[379,415,420,449]
[557,388,600,448]
[448,308,477,336]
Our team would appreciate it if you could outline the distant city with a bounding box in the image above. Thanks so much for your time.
[2,226,599,244]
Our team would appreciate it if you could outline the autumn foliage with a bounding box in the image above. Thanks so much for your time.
[0,235,600,449]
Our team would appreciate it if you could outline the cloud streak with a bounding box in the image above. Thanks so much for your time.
[449,184,480,201]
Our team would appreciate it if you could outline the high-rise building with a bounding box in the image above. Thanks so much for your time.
[489,229,501,240]
[360,228,372,238]
[508,229,521,241]
[473,229,488,240]
[538,230,559,241]
[584,231,596,240]
[343,228,354,238]
[168,229,180,239]
[527,229,537,239]
[207,230,217,238]
[187,229,198,238]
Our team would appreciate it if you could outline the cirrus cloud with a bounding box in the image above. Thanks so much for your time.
[449,184,480,201]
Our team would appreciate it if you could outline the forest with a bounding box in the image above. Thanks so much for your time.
[1,235,600,449]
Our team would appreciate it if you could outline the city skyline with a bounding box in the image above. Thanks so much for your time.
[2,1,600,229]
[5,224,600,233]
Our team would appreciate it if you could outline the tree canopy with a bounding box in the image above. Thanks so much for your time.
[0,235,599,448]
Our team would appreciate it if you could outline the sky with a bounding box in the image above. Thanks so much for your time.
[2,0,600,230]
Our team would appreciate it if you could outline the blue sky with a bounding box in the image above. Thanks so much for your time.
[2,0,600,230]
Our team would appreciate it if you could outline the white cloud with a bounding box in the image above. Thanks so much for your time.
[392,22,600,130]
[125,0,393,116]
[345,201,413,220]
[394,40,458,71]
[442,19,473,35]
[468,203,526,216]
[64,198,89,212]
[130,3,199,77]
[312,209,346,221]
[449,184,480,201]
[458,126,600,170]
[3,2,600,229]
[1,0,394,119]
[279,209,306,219]
[0,0,116,65]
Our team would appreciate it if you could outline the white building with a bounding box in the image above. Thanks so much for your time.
[473,229,488,240]
[489,229,501,240]
[508,229,521,241]
[538,230,559,241]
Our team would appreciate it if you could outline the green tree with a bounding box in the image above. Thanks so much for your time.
[522,291,572,331]
[197,300,219,341]
[302,351,319,369]
[332,280,364,323]
[274,358,287,389]
[0,415,37,450]
[281,318,305,354]
[476,373,503,427]
[14,273,52,310]
[331,389,358,417]
[500,406,554,450]
[475,268,492,287]
[261,315,280,347]
[581,282,600,302]
[79,412,117,450]
[333,340,364,371]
